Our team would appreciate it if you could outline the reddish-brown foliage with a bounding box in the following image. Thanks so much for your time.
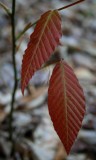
[21,5,86,154]
[48,61,85,154]
[21,10,62,94]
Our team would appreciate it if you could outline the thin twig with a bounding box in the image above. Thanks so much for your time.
[58,0,85,11]
[0,1,11,16]
[16,0,85,41]
[16,21,38,41]
[9,0,18,154]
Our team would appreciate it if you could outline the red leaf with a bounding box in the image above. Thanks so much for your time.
[48,61,85,154]
[21,10,62,94]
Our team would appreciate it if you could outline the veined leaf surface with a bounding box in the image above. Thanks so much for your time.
[21,10,62,94]
[48,61,85,154]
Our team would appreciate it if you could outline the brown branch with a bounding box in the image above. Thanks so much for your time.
[58,0,85,11]
[9,0,18,156]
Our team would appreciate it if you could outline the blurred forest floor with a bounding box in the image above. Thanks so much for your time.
[0,0,96,160]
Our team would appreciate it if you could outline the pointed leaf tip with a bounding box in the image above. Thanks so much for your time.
[48,60,86,154]
[21,10,62,94]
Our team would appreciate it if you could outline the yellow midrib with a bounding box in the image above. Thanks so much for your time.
[60,61,68,148]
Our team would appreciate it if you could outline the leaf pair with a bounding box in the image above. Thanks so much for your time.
[21,10,85,154]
